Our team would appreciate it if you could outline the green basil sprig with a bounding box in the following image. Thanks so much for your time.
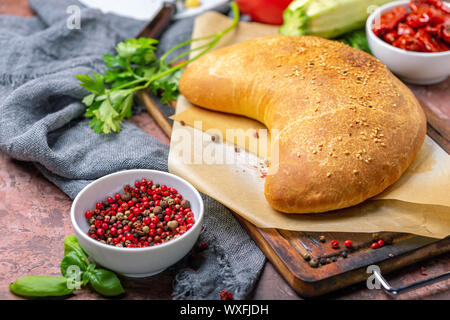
[9,235,124,298]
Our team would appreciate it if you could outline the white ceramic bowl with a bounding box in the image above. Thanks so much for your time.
[366,0,450,85]
[71,169,204,277]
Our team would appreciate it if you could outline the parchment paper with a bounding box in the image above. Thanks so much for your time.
[168,12,450,238]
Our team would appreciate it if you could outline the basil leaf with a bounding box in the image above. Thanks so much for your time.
[9,276,74,297]
[87,269,124,297]
[82,272,90,286]
[63,235,89,266]
[61,251,87,277]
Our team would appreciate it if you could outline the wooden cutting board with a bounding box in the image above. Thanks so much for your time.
[133,3,450,299]
[160,80,448,297]
[240,225,450,297]
[140,54,450,297]
[236,80,450,297]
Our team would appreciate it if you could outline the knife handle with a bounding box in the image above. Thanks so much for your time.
[139,2,176,39]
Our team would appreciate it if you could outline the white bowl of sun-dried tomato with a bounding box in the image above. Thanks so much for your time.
[366,0,450,85]
[71,169,204,277]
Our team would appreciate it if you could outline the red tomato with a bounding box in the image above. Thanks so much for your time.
[236,0,293,25]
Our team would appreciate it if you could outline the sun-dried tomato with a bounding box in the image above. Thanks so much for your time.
[442,21,450,43]
[437,39,450,50]
[384,30,399,43]
[373,5,408,36]
[406,10,431,28]
[392,34,425,51]
[427,0,450,14]
[398,22,416,36]
[415,28,442,51]
[375,0,450,52]
[424,24,442,37]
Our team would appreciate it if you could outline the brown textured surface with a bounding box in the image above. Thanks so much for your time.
[179,35,427,213]
[1,112,449,300]
[0,1,449,300]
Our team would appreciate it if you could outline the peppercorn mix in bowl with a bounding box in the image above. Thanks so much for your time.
[366,0,450,84]
[71,169,204,277]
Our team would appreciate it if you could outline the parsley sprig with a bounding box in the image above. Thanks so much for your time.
[76,2,240,134]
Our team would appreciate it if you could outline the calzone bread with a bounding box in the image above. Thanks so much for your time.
[179,35,426,213]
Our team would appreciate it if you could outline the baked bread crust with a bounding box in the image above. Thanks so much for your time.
[179,35,426,213]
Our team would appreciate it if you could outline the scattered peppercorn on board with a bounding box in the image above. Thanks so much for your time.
[3,0,449,300]
[139,10,449,298]
[235,82,450,297]
[238,223,450,297]
[163,78,449,297]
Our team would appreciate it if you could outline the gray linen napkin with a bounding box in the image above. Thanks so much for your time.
[0,0,265,300]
